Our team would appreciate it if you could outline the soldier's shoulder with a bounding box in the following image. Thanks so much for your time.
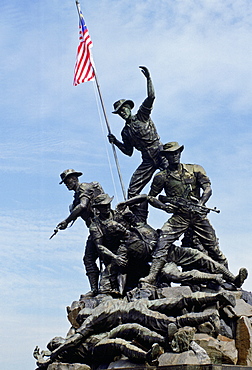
[183,163,206,174]
[90,181,104,189]
[80,181,103,190]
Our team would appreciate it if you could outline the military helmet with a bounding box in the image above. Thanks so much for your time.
[112,99,134,114]
[59,169,83,184]
[92,193,114,207]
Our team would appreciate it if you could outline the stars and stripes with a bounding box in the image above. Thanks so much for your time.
[73,10,95,85]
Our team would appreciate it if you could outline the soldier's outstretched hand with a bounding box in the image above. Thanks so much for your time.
[139,66,150,79]
[57,220,68,230]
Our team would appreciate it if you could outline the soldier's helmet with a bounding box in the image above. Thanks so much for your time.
[112,99,134,114]
[92,193,114,207]
[59,169,83,184]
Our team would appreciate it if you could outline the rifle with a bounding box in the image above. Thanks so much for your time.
[158,195,220,215]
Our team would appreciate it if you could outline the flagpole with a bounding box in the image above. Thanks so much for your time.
[75,0,127,200]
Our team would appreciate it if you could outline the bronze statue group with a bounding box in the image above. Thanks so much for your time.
[34,67,248,369]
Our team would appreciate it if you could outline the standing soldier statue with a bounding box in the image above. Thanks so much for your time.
[51,169,104,295]
[108,66,166,202]
[141,142,229,286]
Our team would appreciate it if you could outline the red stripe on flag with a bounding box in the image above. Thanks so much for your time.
[73,16,95,85]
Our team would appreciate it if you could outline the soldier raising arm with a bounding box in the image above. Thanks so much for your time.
[108,66,165,199]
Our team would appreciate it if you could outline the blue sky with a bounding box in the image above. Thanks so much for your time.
[1,0,252,369]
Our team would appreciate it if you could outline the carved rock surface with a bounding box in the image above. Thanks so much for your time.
[158,350,204,365]
[236,315,252,366]
[223,298,252,319]
[219,318,233,339]
[48,363,90,370]
[190,341,211,364]
[107,358,151,368]
[241,290,252,306]
[194,333,237,364]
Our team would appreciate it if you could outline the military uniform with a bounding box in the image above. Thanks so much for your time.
[76,293,233,339]
[90,199,158,293]
[71,181,104,227]
[149,163,227,265]
[121,101,165,198]
[89,206,131,293]
[40,324,164,367]
[89,209,130,265]
[70,181,105,293]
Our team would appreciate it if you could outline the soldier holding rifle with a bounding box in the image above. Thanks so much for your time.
[141,142,228,286]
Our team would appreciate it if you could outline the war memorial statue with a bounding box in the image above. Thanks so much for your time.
[35,67,251,369]
[51,169,105,295]
[108,66,166,199]
[140,141,231,286]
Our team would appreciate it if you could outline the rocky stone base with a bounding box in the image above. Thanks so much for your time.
[36,286,252,370]
[48,364,252,370]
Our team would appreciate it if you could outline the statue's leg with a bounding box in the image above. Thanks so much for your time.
[161,261,223,285]
[83,235,99,295]
[173,246,248,288]
[215,265,248,288]
[94,338,162,365]
[140,216,188,285]
[184,291,236,309]
[93,338,148,363]
[76,301,120,339]
[139,257,166,285]
[126,301,172,335]
[128,160,157,199]
[193,216,228,266]
[98,264,121,295]
[127,161,157,224]
[107,323,165,347]
[176,310,220,336]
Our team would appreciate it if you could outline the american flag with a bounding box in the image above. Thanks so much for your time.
[73,10,95,85]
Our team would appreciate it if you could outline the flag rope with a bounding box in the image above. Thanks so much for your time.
[92,82,120,204]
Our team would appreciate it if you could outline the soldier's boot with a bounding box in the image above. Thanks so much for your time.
[217,265,248,288]
[176,310,220,336]
[184,291,236,309]
[140,258,166,285]
[234,268,248,288]
[87,272,99,296]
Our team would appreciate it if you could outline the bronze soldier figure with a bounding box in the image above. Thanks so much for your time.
[89,193,130,294]
[140,142,230,285]
[34,324,164,368]
[36,291,235,366]
[115,194,248,290]
[108,66,166,200]
[89,193,156,294]
[158,244,248,289]
[54,169,105,294]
